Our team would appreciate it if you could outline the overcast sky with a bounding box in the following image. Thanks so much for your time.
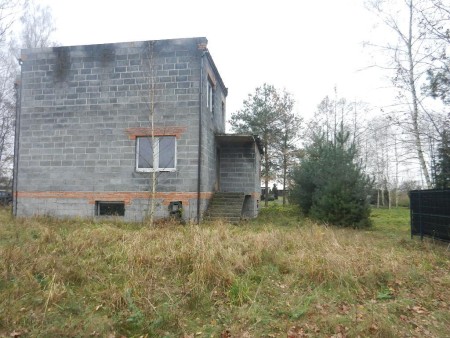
[40,0,391,122]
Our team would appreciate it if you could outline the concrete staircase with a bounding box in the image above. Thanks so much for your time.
[204,192,245,223]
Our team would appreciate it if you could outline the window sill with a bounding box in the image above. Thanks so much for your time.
[136,168,176,173]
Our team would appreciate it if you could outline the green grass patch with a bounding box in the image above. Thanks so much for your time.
[370,207,410,237]
[0,206,449,337]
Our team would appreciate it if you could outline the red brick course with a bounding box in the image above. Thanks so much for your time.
[125,126,187,140]
[17,191,214,206]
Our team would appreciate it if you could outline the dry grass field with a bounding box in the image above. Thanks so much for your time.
[0,205,449,337]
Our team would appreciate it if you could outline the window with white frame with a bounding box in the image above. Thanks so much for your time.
[136,136,176,172]
[221,100,226,124]
[207,78,214,114]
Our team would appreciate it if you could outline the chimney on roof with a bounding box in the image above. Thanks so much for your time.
[197,37,208,51]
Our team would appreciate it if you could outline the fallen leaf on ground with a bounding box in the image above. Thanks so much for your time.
[287,325,308,338]
[220,330,231,338]
[411,305,428,314]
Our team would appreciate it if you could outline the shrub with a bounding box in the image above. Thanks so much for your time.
[290,129,373,228]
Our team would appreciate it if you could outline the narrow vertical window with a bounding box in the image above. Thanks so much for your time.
[158,136,175,169]
[137,137,153,169]
[222,101,226,125]
[207,78,214,114]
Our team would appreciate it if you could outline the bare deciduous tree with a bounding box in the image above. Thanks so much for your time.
[274,89,300,206]
[0,1,17,40]
[0,0,20,184]
[144,41,157,226]
[20,0,55,48]
[365,0,450,188]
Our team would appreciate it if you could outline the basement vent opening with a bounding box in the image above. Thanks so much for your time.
[96,201,125,216]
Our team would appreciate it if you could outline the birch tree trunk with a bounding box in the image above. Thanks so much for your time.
[377,189,380,208]
[264,137,269,207]
[367,0,434,188]
[146,41,156,226]
[406,0,432,188]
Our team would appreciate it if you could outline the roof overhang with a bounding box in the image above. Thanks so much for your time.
[216,133,263,155]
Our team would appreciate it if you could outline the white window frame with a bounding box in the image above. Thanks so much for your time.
[207,78,214,113]
[136,136,177,172]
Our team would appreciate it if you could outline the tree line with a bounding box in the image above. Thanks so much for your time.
[230,0,450,226]
[0,0,56,187]
[1,0,449,227]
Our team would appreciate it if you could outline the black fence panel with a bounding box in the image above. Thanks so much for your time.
[409,189,450,241]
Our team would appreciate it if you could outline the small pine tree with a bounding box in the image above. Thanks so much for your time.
[290,127,373,228]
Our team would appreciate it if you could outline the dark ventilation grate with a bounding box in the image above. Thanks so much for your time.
[96,201,125,216]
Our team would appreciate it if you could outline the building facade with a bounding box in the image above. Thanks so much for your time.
[14,37,261,222]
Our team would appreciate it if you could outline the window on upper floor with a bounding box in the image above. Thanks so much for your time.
[136,136,176,172]
[207,77,214,114]
[222,101,226,122]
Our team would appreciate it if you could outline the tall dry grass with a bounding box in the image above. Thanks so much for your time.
[0,208,449,337]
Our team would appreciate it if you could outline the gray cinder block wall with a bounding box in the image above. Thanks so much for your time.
[14,37,260,221]
[219,141,261,218]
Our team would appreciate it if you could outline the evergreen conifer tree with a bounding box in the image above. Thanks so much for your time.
[291,125,373,228]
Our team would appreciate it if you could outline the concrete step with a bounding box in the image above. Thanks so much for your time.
[204,212,242,218]
[207,204,241,208]
[204,192,245,223]
[205,216,242,224]
[214,192,244,197]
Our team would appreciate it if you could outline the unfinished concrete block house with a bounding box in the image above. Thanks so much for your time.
[14,37,262,222]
